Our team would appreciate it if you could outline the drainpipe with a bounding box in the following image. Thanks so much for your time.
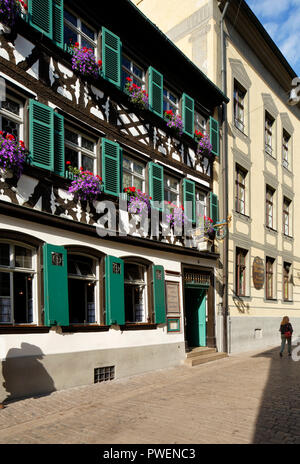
[220,0,230,353]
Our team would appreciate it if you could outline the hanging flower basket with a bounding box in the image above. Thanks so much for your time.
[124,186,151,216]
[0,0,24,29]
[67,164,103,201]
[164,110,183,136]
[124,78,149,110]
[70,42,102,79]
[0,131,27,177]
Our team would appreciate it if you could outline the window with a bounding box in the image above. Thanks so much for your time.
[266,186,275,229]
[64,9,97,54]
[65,126,97,173]
[234,81,246,132]
[195,111,207,135]
[266,257,275,300]
[283,197,291,236]
[0,243,35,324]
[123,156,145,191]
[196,189,207,218]
[0,92,24,140]
[164,175,179,205]
[282,130,290,169]
[236,248,247,297]
[68,254,97,324]
[235,166,247,215]
[121,56,145,91]
[265,112,275,156]
[283,262,292,302]
[124,262,147,323]
[163,88,179,113]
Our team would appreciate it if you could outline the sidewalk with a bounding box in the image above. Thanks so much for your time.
[0,345,299,444]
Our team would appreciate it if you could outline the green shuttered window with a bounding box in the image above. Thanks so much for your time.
[148,162,164,210]
[105,256,125,325]
[210,116,219,157]
[152,265,166,324]
[209,192,219,224]
[43,244,69,326]
[29,100,65,174]
[183,178,195,223]
[102,27,122,87]
[28,0,64,48]
[102,138,122,196]
[148,67,163,117]
[182,93,194,137]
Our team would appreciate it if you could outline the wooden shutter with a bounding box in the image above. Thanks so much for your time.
[28,0,53,39]
[43,244,69,326]
[210,116,219,157]
[148,162,164,211]
[183,178,195,222]
[102,138,122,196]
[102,27,122,87]
[53,112,65,176]
[105,256,125,325]
[182,93,194,137]
[148,67,163,117]
[209,192,219,224]
[152,265,166,324]
[53,0,64,49]
[29,100,54,171]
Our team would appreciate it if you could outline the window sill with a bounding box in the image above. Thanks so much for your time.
[120,323,157,331]
[265,225,277,234]
[0,325,50,334]
[283,234,293,241]
[264,150,277,161]
[232,124,248,140]
[61,325,110,333]
[283,300,293,304]
[234,211,251,222]
[266,298,277,302]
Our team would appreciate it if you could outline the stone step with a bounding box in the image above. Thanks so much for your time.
[185,352,228,367]
[186,347,217,358]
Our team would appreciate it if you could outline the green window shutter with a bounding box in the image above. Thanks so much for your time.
[105,256,125,325]
[148,67,163,117]
[53,0,64,49]
[209,192,219,224]
[210,116,219,157]
[43,244,69,326]
[53,112,64,176]
[183,178,195,222]
[182,93,194,137]
[29,99,54,171]
[102,27,122,88]
[148,162,164,211]
[152,265,166,324]
[102,138,122,196]
[28,0,53,39]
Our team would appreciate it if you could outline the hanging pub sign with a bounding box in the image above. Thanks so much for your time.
[252,257,264,290]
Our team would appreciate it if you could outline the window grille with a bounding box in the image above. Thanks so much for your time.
[94,366,115,383]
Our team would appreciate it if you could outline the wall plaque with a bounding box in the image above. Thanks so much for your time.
[166,281,180,314]
[253,257,265,290]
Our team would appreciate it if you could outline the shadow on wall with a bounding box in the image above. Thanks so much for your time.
[252,341,300,444]
[2,343,56,404]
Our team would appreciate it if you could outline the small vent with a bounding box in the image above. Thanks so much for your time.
[94,366,115,383]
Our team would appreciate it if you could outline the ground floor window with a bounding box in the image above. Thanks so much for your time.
[0,243,35,324]
[124,262,147,323]
[68,254,97,324]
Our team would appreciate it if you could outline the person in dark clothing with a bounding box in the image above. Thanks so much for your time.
[279,316,293,357]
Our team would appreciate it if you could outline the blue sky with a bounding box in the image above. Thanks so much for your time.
[246,0,300,76]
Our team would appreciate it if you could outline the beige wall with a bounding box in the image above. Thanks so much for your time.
[133,0,300,345]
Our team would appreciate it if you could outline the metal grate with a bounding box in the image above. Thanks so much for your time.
[94,366,115,384]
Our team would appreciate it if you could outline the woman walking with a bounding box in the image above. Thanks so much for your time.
[279,316,293,357]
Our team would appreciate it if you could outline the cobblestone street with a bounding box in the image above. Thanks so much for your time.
[0,346,299,445]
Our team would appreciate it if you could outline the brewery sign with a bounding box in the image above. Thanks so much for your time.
[252,257,264,290]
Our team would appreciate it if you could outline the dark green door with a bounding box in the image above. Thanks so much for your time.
[185,288,206,347]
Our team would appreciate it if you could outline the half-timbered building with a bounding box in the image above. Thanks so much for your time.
[0,0,228,401]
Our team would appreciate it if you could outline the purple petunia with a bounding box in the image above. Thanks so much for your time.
[71,44,100,79]
[0,0,22,28]
[68,168,103,201]
[196,134,213,159]
[0,131,26,176]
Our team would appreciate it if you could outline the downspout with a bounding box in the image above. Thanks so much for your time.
[220,0,230,353]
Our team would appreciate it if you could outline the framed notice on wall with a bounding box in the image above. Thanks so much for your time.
[166,281,181,315]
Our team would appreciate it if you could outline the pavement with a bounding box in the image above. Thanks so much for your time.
[0,345,299,445]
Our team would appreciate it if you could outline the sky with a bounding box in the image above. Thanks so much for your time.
[246,0,300,76]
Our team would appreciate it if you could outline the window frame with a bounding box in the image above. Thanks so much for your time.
[194,111,207,135]
[0,91,24,141]
[266,186,275,229]
[235,165,247,215]
[265,112,275,156]
[64,8,98,56]
[0,241,37,325]
[163,87,179,114]
[282,130,290,170]
[67,252,99,325]
[236,248,247,297]
[266,257,275,300]
[233,81,246,133]
[283,262,292,302]
[121,54,145,90]
[124,262,148,323]
[164,174,180,206]
[122,155,145,192]
[65,124,97,174]
[283,196,291,237]
[195,189,207,219]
